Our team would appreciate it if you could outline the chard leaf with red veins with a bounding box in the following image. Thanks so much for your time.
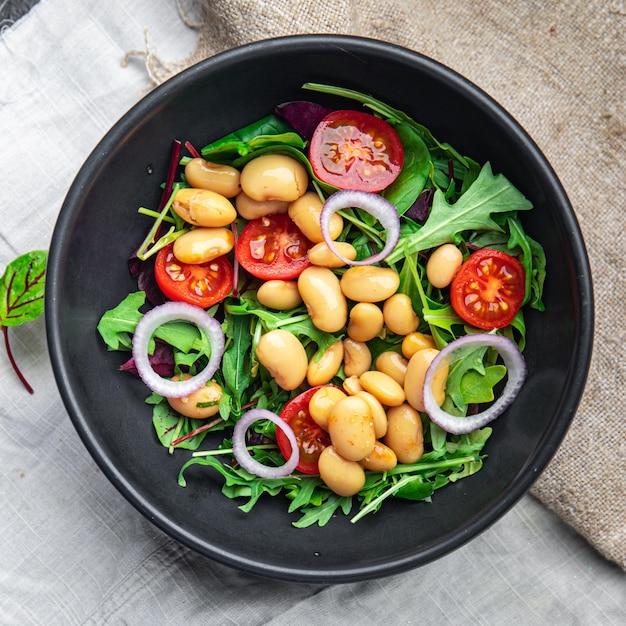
[0,250,48,393]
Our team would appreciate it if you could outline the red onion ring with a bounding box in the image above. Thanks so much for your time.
[423,334,527,435]
[232,409,300,478]
[320,190,400,265]
[132,301,224,398]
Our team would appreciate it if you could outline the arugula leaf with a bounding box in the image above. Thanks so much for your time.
[178,442,491,527]
[446,428,492,456]
[291,493,352,528]
[179,453,293,511]
[397,254,463,345]
[443,344,489,411]
[1,250,47,394]
[442,342,507,413]
[226,297,343,352]
[285,476,320,512]
[97,291,146,351]
[97,291,206,354]
[461,365,507,404]
[448,459,484,482]
[421,304,463,338]
[350,455,480,523]
[386,162,533,263]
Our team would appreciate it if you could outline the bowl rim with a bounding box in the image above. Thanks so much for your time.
[45,33,595,582]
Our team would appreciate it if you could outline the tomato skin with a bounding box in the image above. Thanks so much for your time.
[450,248,526,330]
[275,386,332,474]
[154,243,233,308]
[235,214,313,280]
[309,109,404,192]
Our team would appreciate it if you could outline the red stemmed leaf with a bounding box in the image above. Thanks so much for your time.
[0,250,48,393]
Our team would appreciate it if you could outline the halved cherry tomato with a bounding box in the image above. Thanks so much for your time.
[154,243,233,308]
[275,386,332,474]
[235,214,313,280]
[309,109,404,192]
[450,248,526,330]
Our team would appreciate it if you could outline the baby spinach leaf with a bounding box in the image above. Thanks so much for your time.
[382,121,431,214]
[201,114,303,161]
[152,401,210,451]
[507,216,546,311]
[1,250,47,394]
[428,422,448,452]
[393,475,435,501]
[159,321,207,355]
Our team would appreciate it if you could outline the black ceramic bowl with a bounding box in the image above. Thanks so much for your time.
[46,35,593,583]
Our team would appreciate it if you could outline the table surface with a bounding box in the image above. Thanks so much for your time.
[0,1,624,624]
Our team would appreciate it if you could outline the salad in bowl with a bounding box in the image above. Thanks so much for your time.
[96,82,545,528]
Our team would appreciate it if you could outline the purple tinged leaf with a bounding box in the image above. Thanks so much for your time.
[404,188,435,223]
[128,255,142,279]
[120,340,175,378]
[128,245,166,306]
[274,100,333,140]
[136,256,167,306]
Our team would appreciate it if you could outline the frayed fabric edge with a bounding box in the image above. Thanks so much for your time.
[122,26,192,86]
[121,0,208,86]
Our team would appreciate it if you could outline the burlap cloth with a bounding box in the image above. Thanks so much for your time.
[132,0,625,571]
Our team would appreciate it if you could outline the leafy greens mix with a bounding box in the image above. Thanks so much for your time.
[97,83,546,527]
